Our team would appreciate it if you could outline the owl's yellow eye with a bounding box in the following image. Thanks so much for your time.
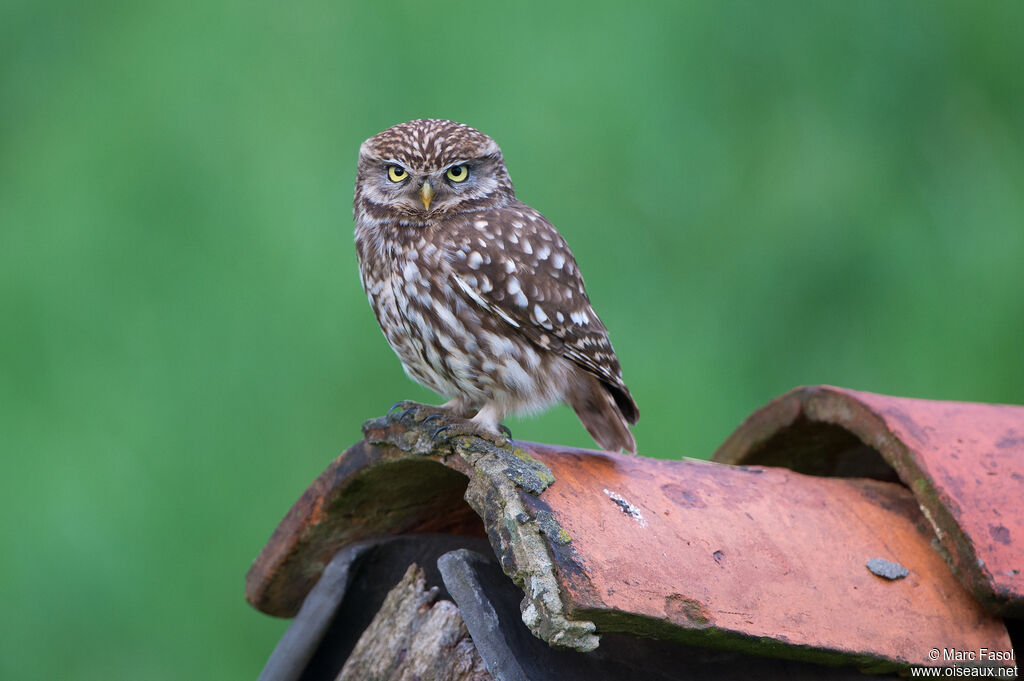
[387,165,408,182]
[446,165,469,183]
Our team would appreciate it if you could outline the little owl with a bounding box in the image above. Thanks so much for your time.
[353,119,639,453]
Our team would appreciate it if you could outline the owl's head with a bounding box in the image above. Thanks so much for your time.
[355,119,514,224]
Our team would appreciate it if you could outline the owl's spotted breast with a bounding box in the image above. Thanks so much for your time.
[353,119,638,453]
[356,217,571,413]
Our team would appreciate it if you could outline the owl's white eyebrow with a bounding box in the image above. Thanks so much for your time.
[381,158,406,168]
[442,160,471,171]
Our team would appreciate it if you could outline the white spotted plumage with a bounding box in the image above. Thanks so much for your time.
[353,119,639,453]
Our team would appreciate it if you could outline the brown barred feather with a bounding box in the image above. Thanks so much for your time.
[568,373,637,454]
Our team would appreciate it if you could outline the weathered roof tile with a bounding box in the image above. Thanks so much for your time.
[713,385,1024,617]
[247,401,1015,672]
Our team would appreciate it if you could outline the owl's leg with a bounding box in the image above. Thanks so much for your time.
[468,403,504,436]
[469,403,514,439]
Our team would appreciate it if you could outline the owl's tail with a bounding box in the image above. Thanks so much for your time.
[569,372,638,455]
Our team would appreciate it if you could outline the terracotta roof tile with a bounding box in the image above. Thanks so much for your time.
[713,385,1024,617]
[247,401,1014,672]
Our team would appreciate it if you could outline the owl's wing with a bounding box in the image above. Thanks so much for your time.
[444,202,638,423]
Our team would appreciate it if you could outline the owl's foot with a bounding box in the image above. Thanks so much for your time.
[383,401,428,426]
[429,419,512,449]
[377,400,511,449]
[385,399,474,423]
[427,402,512,447]
[383,400,488,441]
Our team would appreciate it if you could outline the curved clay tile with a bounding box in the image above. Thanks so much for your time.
[713,385,1024,618]
[246,402,1013,673]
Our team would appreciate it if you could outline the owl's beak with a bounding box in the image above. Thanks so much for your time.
[419,181,435,211]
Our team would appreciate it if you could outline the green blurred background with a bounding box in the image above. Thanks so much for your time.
[2,0,1022,677]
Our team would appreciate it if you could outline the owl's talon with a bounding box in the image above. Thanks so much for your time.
[431,424,452,439]
[422,413,445,427]
[398,406,419,422]
[387,401,407,416]
[499,424,512,438]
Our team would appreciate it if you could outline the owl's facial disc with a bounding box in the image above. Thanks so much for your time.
[356,125,513,222]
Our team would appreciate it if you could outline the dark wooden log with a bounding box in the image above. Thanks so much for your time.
[336,563,493,681]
